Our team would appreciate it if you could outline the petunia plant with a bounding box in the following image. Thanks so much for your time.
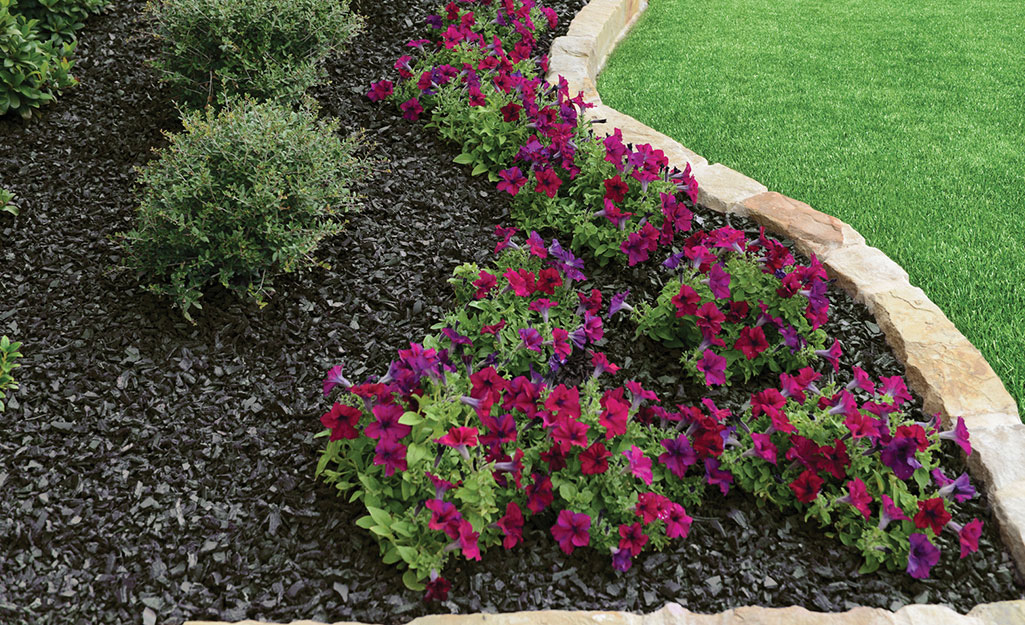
[721,370,981,578]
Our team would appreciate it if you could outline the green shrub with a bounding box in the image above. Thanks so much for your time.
[12,0,108,42]
[0,335,23,412]
[120,98,377,320]
[146,0,364,107]
[0,0,77,119]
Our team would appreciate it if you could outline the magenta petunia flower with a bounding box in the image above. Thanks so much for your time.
[504,269,536,297]
[365,403,411,442]
[551,509,592,555]
[494,224,518,253]
[696,349,727,386]
[957,518,983,558]
[534,167,562,198]
[497,501,524,549]
[659,433,697,478]
[635,492,670,524]
[748,432,778,464]
[322,364,352,397]
[815,339,843,372]
[789,469,824,504]
[367,79,394,102]
[847,365,876,395]
[373,439,407,476]
[672,284,702,317]
[580,440,611,475]
[551,327,572,362]
[734,326,769,360]
[481,319,507,335]
[879,494,910,530]
[607,290,633,318]
[907,533,940,579]
[878,375,913,405]
[320,403,362,441]
[468,85,486,106]
[590,351,620,377]
[623,445,653,485]
[704,263,732,300]
[525,473,553,513]
[599,390,630,439]
[497,166,528,196]
[436,426,479,460]
[426,472,458,500]
[425,498,462,538]
[695,301,725,337]
[528,298,558,322]
[625,380,658,410]
[577,289,602,315]
[837,478,873,519]
[535,267,563,296]
[399,97,424,121]
[938,416,972,456]
[480,412,517,446]
[551,418,589,450]
[603,128,629,170]
[457,519,481,561]
[665,503,693,539]
[472,270,498,299]
[618,522,649,556]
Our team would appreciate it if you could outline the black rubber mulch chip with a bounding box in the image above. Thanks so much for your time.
[0,0,1021,624]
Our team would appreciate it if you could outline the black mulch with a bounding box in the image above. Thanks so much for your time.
[0,0,1021,623]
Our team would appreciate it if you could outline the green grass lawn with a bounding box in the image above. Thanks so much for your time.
[598,0,1025,417]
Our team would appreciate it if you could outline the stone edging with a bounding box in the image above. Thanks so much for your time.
[547,0,1025,610]
[185,4,1025,625]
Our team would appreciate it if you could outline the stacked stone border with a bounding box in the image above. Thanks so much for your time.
[188,1,1025,623]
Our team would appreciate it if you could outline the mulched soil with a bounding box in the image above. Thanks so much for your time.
[0,0,1021,624]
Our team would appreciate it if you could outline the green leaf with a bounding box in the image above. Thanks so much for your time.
[355,515,375,530]
[471,163,489,176]
[402,569,425,591]
[452,152,475,165]
[398,411,423,426]
[370,525,393,538]
[367,506,392,527]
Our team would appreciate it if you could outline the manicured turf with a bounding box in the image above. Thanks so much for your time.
[598,0,1025,417]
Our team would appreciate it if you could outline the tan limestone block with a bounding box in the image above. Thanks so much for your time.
[585,105,708,170]
[869,285,960,361]
[567,0,624,62]
[989,480,1025,578]
[411,611,643,625]
[967,600,1025,624]
[822,245,912,314]
[549,35,599,80]
[689,163,767,214]
[740,192,865,260]
[966,424,1025,494]
[724,605,893,625]
[892,604,984,625]
[646,603,734,625]
[185,621,365,625]
[898,336,1019,422]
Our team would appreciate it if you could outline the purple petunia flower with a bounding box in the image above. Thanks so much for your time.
[907,533,940,579]
[399,97,424,121]
[704,457,733,495]
[696,349,727,386]
[497,167,528,196]
[607,290,633,319]
[880,434,923,480]
[933,469,976,503]
[658,433,697,478]
[367,80,393,102]
[836,478,873,519]
[373,439,407,476]
[518,327,543,353]
[878,494,911,530]
[815,339,843,372]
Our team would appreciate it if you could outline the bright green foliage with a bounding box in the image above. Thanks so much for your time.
[13,0,108,42]
[0,0,77,119]
[0,335,23,412]
[1,187,17,215]
[120,98,377,320]
[146,0,365,107]
[600,0,1025,416]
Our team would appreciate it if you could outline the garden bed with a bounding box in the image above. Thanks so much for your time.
[0,0,1021,624]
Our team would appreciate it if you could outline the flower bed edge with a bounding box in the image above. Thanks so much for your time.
[551,0,1025,600]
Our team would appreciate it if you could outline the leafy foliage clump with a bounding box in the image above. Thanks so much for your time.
[13,0,107,42]
[120,98,377,319]
[0,0,77,118]
[146,0,364,107]
[0,335,23,412]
